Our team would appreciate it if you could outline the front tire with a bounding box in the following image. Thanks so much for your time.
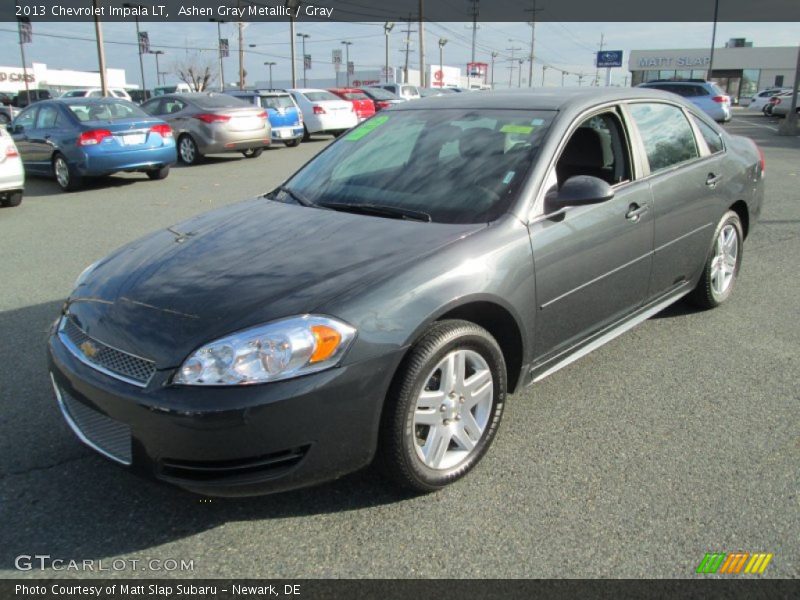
[379,320,506,493]
[1,192,22,207]
[177,134,201,165]
[242,148,263,158]
[53,154,82,192]
[690,210,744,309]
[284,139,300,147]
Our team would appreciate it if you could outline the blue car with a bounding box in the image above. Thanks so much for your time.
[10,97,177,192]
[226,90,304,147]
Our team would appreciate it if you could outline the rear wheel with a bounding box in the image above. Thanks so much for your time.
[53,154,82,192]
[242,148,263,158]
[690,210,743,309]
[331,130,344,138]
[302,125,311,141]
[146,165,170,180]
[379,320,506,493]
[177,134,201,165]
[284,139,300,147]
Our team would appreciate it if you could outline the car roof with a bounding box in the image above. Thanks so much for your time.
[391,87,689,113]
[49,97,133,105]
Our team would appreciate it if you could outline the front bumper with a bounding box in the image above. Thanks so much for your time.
[48,330,402,496]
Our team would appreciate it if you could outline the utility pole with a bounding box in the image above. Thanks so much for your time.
[297,33,309,87]
[525,0,542,87]
[151,50,164,86]
[122,3,146,97]
[384,22,395,83]
[238,19,244,89]
[506,42,522,88]
[402,15,415,84]
[468,0,479,64]
[92,0,108,96]
[419,0,426,88]
[264,61,276,88]
[490,51,498,89]
[594,32,604,86]
[708,0,719,80]
[287,0,298,88]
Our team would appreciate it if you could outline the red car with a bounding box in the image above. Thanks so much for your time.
[327,88,376,122]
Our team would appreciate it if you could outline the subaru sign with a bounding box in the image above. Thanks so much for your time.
[596,50,623,68]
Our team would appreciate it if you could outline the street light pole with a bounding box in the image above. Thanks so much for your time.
[778,44,800,136]
[438,38,447,88]
[286,0,298,88]
[16,19,31,100]
[264,62,276,89]
[708,0,720,80]
[490,51,498,89]
[341,41,353,86]
[297,33,310,87]
[384,22,395,83]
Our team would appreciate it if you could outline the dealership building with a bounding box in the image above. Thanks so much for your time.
[0,62,134,96]
[629,40,798,104]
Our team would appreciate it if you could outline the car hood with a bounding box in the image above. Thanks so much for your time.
[67,198,483,368]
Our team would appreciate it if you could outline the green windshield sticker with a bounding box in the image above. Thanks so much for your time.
[344,116,390,141]
[500,124,534,134]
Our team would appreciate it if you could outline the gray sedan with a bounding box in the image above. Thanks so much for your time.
[50,88,763,496]
[141,92,271,164]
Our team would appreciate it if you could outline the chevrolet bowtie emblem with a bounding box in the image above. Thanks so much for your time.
[79,340,99,359]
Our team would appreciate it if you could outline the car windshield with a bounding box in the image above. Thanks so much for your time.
[68,101,148,122]
[192,94,248,109]
[261,95,295,109]
[303,91,340,102]
[364,87,398,100]
[283,108,554,224]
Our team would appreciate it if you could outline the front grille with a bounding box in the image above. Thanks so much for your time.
[54,380,132,465]
[60,316,156,387]
[160,446,310,483]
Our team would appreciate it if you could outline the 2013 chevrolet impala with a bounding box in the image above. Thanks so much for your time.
[48,89,764,496]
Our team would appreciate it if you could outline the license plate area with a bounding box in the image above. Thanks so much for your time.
[118,133,146,146]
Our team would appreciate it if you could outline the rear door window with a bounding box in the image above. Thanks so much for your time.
[35,104,60,129]
[628,103,699,173]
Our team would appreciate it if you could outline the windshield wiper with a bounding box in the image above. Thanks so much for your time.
[269,185,315,207]
[316,201,431,223]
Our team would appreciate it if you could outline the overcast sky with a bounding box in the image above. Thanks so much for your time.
[0,20,798,87]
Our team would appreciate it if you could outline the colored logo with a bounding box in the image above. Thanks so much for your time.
[696,552,773,575]
[79,340,99,360]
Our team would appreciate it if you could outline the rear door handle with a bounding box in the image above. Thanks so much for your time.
[706,173,722,187]
[626,203,648,222]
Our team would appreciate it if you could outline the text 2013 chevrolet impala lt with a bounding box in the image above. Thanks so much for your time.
[49,89,764,496]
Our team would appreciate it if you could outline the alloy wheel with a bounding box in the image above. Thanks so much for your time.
[710,224,738,296]
[54,157,70,189]
[412,349,493,470]
[179,136,196,163]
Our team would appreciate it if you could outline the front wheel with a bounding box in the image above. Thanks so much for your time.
[284,139,300,147]
[379,320,506,493]
[690,210,744,309]
[242,148,263,158]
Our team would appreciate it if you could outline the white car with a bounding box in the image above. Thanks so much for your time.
[0,126,24,207]
[287,88,358,139]
[746,88,789,111]
[61,88,133,102]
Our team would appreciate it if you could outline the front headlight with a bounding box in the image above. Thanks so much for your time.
[173,315,356,386]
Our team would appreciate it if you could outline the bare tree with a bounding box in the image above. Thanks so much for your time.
[173,53,217,92]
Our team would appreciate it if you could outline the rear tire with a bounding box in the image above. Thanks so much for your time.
[146,165,170,180]
[242,148,263,158]
[1,192,22,207]
[690,210,744,309]
[284,139,300,147]
[379,320,507,493]
[177,134,201,165]
[53,153,82,192]
[302,125,311,141]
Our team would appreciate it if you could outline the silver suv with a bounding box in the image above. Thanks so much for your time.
[638,80,731,123]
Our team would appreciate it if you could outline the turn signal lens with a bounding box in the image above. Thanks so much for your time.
[310,325,342,363]
[149,123,173,137]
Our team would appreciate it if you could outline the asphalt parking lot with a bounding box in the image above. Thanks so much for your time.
[0,110,797,579]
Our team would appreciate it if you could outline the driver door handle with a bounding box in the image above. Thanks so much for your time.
[626,203,648,222]
[706,173,723,188]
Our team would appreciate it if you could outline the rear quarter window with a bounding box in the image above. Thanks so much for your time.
[690,114,724,154]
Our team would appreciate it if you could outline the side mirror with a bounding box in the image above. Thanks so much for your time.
[11,124,24,134]
[546,175,614,212]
